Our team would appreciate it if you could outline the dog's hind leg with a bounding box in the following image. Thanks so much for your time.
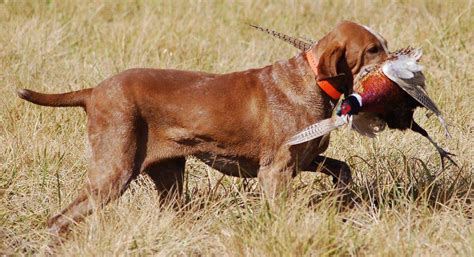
[144,157,186,203]
[47,116,141,236]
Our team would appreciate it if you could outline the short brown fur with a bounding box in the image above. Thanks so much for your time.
[18,21,388,235]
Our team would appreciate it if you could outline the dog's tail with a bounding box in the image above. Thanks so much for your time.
[17,88,92,108]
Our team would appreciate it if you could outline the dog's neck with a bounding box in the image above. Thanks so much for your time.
[258,52,337,120]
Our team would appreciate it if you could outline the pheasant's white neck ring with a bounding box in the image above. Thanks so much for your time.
[351,93,363,106]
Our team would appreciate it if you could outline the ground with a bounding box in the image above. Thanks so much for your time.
[1,0,473,256]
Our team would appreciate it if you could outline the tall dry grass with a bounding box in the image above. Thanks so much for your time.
[1,0,473,256]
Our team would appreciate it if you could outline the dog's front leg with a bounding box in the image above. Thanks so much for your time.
[305,156,356,206]
[257,149,295,198]
[305,156,352,190]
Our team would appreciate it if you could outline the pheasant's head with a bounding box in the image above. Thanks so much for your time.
[337,94,362,115]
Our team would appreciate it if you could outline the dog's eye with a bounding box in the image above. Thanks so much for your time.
[367,45,380,54]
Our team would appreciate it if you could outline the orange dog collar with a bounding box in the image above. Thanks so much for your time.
[317,80,343,100]
[305,50,343,100]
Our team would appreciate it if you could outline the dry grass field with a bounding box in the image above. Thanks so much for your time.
[1,0,473,256]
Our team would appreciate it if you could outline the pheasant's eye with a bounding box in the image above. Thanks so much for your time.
[367,45,380,54]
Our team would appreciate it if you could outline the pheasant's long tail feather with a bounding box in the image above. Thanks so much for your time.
[287,116,346,145]
[249,24,313,51]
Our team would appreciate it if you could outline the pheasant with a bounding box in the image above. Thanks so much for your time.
[287,47,457,168]
[249,25,457,168]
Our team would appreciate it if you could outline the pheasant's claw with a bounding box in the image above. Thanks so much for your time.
[438,148,458,169]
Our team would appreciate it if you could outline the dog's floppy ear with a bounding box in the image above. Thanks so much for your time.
[316,44,346,81]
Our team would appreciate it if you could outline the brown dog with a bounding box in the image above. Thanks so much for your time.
[18,21,388,235]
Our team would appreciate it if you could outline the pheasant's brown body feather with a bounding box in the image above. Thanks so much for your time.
[349,48,456,167]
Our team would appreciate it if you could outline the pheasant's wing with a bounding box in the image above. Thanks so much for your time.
[287,116,347,145]
[383,49,440,114]
[389,71,441,115]
[351,113,387,138]
[383,62,451,137]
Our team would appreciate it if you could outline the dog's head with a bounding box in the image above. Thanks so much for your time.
[314,21,388,93]
[251,21,389,96]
